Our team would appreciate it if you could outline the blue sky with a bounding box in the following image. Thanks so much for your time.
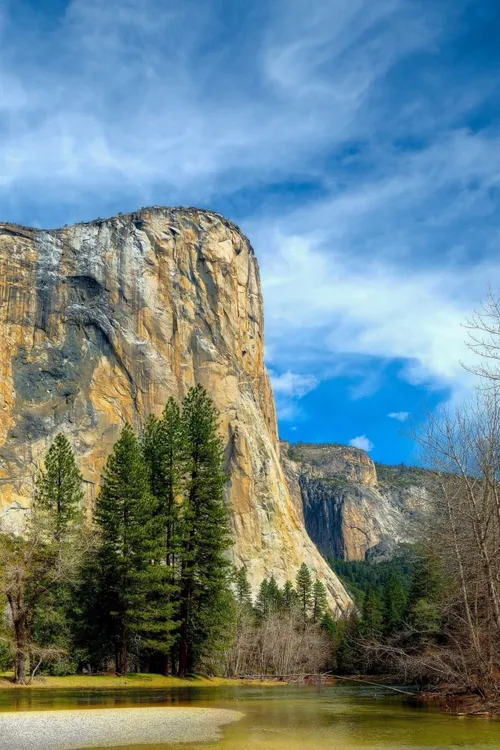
[1,0,500,464]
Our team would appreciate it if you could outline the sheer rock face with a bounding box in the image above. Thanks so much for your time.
[0,207,351,614]
[282,442,430,561]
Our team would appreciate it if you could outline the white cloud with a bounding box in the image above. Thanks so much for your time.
[0,0,498,414]
[388,412,410,422]
[252,128,500,397]
[349,435,374,452]
[270,370,319,423]
[270,370,318,398]
[0,0,439,206]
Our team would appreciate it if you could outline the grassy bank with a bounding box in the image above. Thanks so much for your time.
[0,673,267,690]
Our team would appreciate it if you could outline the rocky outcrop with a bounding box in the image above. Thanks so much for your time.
[281,442,430,561]
[0,207,351,614]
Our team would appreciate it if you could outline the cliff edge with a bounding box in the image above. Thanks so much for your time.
[0,207,351,613]
[281,441,430,561]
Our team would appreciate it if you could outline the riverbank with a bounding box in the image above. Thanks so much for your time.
[0,706,243,750]
[419,689,500,716]
[0,672,279,690]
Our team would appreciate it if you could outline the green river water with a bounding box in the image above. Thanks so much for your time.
[1,684,499,749]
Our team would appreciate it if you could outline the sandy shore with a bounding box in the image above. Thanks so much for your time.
[0,706,244,750]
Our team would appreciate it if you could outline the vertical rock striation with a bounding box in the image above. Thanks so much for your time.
[0,207,351,614]
[282,442,430,561]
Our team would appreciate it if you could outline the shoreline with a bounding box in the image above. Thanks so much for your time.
[1,672,496,717]
[0,706,244,750]
[0,672,282,691]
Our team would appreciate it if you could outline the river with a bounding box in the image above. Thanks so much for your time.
[0,684,499,749]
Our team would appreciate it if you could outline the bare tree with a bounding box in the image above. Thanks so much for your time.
[223,612,332,678]
[390,389,500,701]
[350,293,500,707]
[464,291,500,385]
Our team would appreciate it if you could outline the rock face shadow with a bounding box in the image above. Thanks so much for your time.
[0,207,352,612]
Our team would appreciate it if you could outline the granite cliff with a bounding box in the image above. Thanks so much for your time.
[281,442,429,562]
[0,207,351,613]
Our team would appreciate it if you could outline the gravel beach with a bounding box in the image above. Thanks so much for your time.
[0,706,244,750]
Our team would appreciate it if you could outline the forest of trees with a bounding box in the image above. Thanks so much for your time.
[326,295,500,708]
[327,550,445,677]
[0,386,334,684]
[0,386,233,683]
[224,564,332,677]
[3,294,500,705]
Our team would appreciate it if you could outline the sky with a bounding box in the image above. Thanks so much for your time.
[1,0,500,464]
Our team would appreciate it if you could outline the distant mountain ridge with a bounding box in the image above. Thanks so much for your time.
[281,441,430,562]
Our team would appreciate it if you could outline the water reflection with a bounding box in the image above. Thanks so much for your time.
[0,684,498,749]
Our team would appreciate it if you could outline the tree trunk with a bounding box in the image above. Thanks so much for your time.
[170,646,177,677]
[162,652,169,676]
[7,586,29,685]
[13,620,28,685]
[119,623,128,676]
[178,582,191,677]
[178,618,188,677]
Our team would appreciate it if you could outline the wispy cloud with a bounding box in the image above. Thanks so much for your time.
[1,0,499,438]
[270,371,318,398]
[388,412,410,422]
[349,435,374,452]
[0,0,444,206]
[270,370,318,423]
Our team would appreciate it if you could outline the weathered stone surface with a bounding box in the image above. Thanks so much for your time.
[282,442,430,561]
[0,207,351,613]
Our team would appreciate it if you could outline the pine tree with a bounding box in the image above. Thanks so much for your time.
[335,618,359,674]
[361,588,383,637]
[32,435,85,674]
[296,563,313,624]
[383,573,406,634]
[406,554,443,637]
[407,554,443,610]
[94,423,172,675]
[142,399,185,569]
[255,578,271,621]
[141,400,186,672]
[282,580,298,612]
[36,433,84,535]
[234,567,252,615]
[177,385,231,676]
[267,575,283,612]
[312,579,328,624]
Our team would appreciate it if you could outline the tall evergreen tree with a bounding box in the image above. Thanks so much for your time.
[141,400,186,672]
[267,575,283,612]
[405,554,443,637]
[36,433,84,535]
[32,435,85,674]
[2,437,86,682]
[94,424,173,675]
[234,567,252,614]
[312,579,328,624]
[255,578,272,621]
[142,399,185,569]
[177,385,231,676]
[407,554,443,610]
[383,573,406,634]
[361,588,383,637]
[282,580,298,612]
[296,563,313,624]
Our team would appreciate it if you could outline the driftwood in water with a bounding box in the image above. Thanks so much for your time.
[237,672,415,695]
